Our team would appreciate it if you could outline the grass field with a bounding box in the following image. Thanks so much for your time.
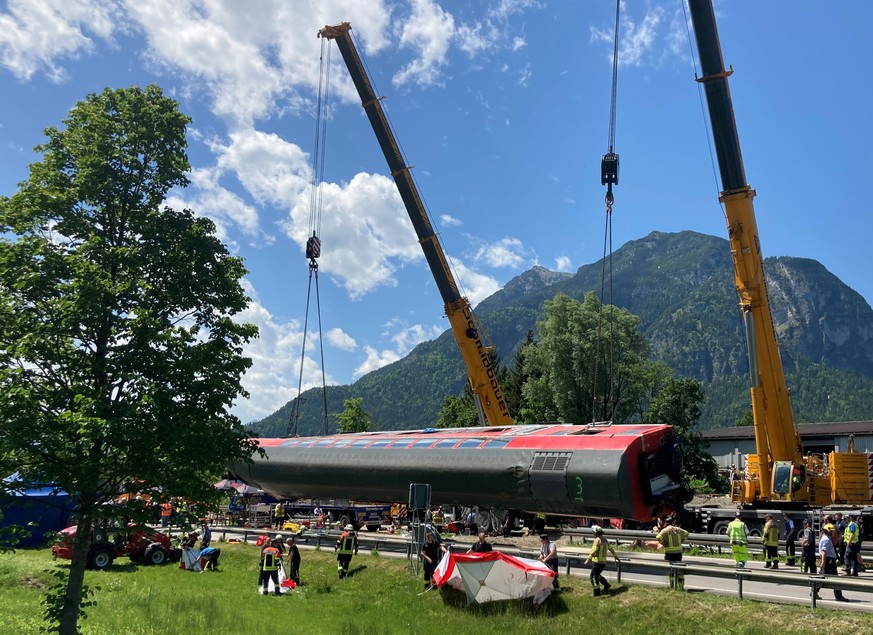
[0,541,867,634]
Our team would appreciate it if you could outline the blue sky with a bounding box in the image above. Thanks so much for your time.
[2,1,871,424]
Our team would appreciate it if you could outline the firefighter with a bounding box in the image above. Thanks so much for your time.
[259,541,282,596]
[728,511,749,568]
[763,514,779,569]
[273,501,286,529]
[655,517,689,590]
[584,525,618,596]
[335,524,358,579]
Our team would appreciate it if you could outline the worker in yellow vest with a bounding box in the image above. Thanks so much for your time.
[584,525,618,596]
[273,502,285,529]
[728,511,749,568]
[655,517,689,590]
[763,514,779,569]
[335,524,358,579]
[844,513,861,576]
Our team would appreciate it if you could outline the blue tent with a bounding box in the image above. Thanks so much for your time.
[1,475,75,547]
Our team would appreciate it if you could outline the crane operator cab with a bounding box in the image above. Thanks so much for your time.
[771,461,804,500]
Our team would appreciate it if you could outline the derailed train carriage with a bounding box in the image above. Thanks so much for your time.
[230,423,685,522]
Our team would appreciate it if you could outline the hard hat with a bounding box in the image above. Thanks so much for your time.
[539,534,549,540]
[345,524,355,531]
[664,517,674,525]
[275,534,283,542]
[592,525,603,534]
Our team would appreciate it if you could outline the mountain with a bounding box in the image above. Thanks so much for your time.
[252,231,873,436]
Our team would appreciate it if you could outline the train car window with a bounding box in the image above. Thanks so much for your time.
[351,440,371,447]
[280,439,301,447]
[412,440,435,449]
[435,439,459,448]
[331,439,352,448]
[296,440,317,447]
[368,440,392,448]
[458,439,485,448]
[482,439,510,449]
[314,440,334,447]
[388,439,416,448]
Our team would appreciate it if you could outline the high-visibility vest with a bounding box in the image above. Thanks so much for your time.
[261,546,280,571]
[590,537,608,563]
[728,519,747,545]
[763,521,779,546]
[336,532,356,555]
[657,527,686,553]
[844,521,860,545]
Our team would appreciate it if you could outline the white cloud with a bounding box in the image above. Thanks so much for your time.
[393,0,455,87]
[554,255,572,272]
[0,0,123,82]
[440,213,462,227]
[326,327,357,351]
[352,320,443,377]
[354,345,400,377]
[590,5,665,68]
[285,172,422,298]
[125,0,393,127]
[450,260,501,306]
[474,237,526,268]
[232,281,333,424]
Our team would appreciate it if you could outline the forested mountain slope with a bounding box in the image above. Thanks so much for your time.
[252,231,873,436]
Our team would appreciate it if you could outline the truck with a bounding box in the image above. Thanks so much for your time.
[52,523,177,570]
[683,0,873,535]
[318,23,512,427]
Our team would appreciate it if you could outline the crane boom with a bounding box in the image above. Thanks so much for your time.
[318,23,512,426]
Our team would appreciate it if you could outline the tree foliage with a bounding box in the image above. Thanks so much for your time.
[518,292,659,424]
[0,85,258,634]
[644,378,726,492]
[336,397,372,433]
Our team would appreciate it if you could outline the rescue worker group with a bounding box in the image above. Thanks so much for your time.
[256,506,864,598]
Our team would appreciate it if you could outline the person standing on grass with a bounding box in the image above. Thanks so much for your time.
[819,527,848,602]
[799,518,817,574]
[285,536,301,584]
[420,532,447,590]
[728,511,749,568]
[584,525,617,596]
[538,534,560,589]
[336,524,358,579]
[259,541,282,596]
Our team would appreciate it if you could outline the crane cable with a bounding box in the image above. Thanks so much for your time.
[290,37,331,437]
[592,0,621,423]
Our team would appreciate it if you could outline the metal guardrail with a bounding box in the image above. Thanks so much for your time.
[206,526,872,610]
[563,527,873,558]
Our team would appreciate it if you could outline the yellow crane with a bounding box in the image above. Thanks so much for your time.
[690,0,869,507]
[318,23,512,426]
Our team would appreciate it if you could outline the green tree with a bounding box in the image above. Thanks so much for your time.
[520,293,657,424]
[735,408,754,427]
[0,85,258,635]
[336,397,372,433]
[644,378,726,492]
[436,385,479,428]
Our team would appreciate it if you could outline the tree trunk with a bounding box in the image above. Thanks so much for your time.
[57,516,91,635]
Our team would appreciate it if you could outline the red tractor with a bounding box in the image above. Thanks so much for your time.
[52,524,178,570]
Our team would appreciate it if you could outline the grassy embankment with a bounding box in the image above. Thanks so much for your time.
[0,542,866,634]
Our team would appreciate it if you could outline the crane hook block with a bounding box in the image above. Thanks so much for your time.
[306,235,321,260]
[601,152,619,186]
